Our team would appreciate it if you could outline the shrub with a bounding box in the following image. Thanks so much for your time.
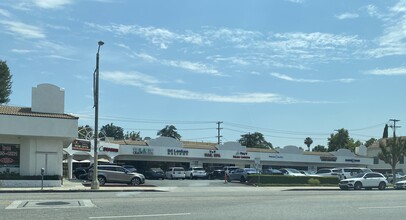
[308,178,320,186]
[247,174,339,185]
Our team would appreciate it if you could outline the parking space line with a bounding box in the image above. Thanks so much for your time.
[89,213,191,219]
[359,206,406,210]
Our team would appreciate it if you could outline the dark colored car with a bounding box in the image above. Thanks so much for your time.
[207,169,226,180]
[144,168,165,180]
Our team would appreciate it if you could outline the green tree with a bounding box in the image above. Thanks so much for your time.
[312,145,327,152]
[238,132,273,149]
[78,125,93,140]
[125,131,141,141]
[378,136,406,183]
[304,137,313,151]
[157,125,181,140]
[365,138,377,147]
[327,128,358,152]
[99,123,124,140]
[0,60,13,104]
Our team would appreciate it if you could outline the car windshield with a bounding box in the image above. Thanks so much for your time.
[287,169,301,174]
[353,173,366,178]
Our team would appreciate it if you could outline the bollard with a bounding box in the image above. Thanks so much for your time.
[41,168,45,190]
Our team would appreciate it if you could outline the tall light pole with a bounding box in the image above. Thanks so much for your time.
[91,40,104,189]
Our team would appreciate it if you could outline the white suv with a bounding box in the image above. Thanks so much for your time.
[165,167,185,179]
[339,172,387,190]
[185,167,207,179]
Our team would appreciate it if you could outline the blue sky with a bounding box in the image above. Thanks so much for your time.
[1,0,406,149]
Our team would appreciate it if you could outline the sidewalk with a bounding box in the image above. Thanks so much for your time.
[0,179,165,193]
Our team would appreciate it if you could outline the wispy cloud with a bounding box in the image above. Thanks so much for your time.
[286,0,305,3]
[366,67,406,76]
[164,60,225,77]
[270,72,322,83]
[11,49,34,53]
[336,13,359,20]
[32,0,74,9]
[0,20,45,39]
[0,8,11,17]
[100,71,301,104]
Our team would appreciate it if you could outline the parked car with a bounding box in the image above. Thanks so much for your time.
[144,168,165,180]
[224,166,239,175]
[88,165,145,186]
[394,179,406,189]
[207,169,226,180]
[332,167,372,180]
[165,167,186,179]
[122,165,137,173]
[386,173,406,184]
[315,168,339,177]
[279,168,306,176]
[339,172,387,190]
[261,169,284,175]
[185,167,207,179]
[227,168,259,183]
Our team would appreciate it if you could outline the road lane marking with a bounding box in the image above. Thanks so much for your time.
[89,213,191,219]
[359,206,406,210]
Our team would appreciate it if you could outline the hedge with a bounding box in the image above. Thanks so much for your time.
[0,174,61,180]
[247,174,340,185]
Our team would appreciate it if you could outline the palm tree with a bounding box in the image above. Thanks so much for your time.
[304,137,313,151]
[157,125,181,140]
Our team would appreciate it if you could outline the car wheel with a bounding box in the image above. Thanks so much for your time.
[97,176,106,186]
[354,182,362,190]
[170,175,173,180]
[190,174,193,179]
[240,176,246,183]
[130,177,141,186]
[227,176,231,182]
[378,182,386,190]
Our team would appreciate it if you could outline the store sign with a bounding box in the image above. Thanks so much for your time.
[345,158,361,163]
[320,156,337,162]
[204,150,221,158]
[102,147,119,153]
[133,147,154,155]
[72,139,91,152]
[269,154,283,159]
[233,152,250,159]
[0,144,20,165]
[167,149,188,156]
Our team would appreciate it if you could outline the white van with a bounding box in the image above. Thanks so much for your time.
[165,167,186,179]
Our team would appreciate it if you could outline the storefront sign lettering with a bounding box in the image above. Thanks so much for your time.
[0,144,20,165]
[233,152,250,159]
[102,147,119,153]
[72,139,91,152]
[133,148,154,155]
[167,149,188,156]
[320,156,337,161]
[269,154,283,159]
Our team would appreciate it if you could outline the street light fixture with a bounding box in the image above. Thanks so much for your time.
[91,40,104,190]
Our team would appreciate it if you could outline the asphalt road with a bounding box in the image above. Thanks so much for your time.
[2,180,406,220]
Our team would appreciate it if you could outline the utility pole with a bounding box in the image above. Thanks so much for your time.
[389,119,401,137]
[216,121,223,145]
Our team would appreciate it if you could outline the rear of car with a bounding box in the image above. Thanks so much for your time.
[144,168,165,180]
[185,167,207,179]
[228,168,259,183]
[165,167,186,179]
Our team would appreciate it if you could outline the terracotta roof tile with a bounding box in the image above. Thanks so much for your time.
[0,105,78,119]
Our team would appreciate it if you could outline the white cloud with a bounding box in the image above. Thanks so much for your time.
[11,49,33,53]
[0,20,45,39]
[366,67,406,75]
[390,0,406,13]
[134,52,157,62]
[115,43,131,50]
[336,78,355,83]
[32,0,74,9]
[286,0,305,3]
[0,8,11,17]
[270,72,322,83]
[336,13,359,20]
[164,60,225,76]
[100,70,300,104]
[101,71,162,86]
